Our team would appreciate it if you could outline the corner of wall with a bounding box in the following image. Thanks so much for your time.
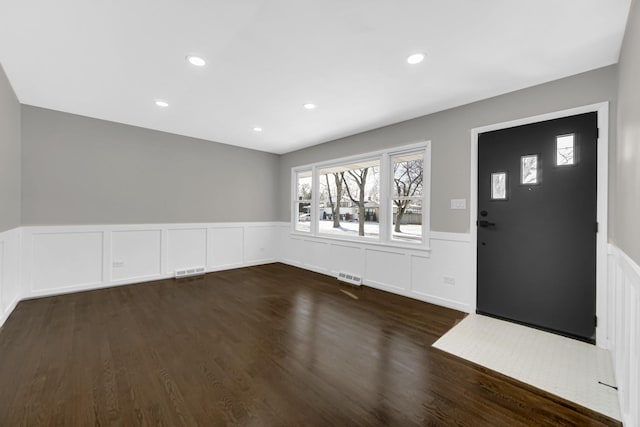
[0,227,23,329]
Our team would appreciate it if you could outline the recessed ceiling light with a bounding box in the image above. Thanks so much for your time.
[186,55,206,67]
[303,103,316,110]
[407,53,425,65]
[155,100,169,107]
[253,127,263,132]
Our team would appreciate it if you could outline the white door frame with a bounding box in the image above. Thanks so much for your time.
[469,102,609,348]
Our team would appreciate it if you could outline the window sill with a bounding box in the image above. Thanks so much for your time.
[288,230,431,253]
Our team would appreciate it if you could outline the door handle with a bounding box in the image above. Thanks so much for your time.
[477,220,496,228]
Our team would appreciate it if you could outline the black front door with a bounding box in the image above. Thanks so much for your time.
[477,112,598,342]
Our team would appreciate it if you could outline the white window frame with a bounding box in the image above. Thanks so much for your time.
[291,169,314,234]
[290,141,431,250]
[388,147,429,245]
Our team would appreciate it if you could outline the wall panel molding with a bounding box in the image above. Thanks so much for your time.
[278,224,472,312]
[20,222,280,300]
[111,229,162,282]
[208,226,244,271]
[30,231,104,294]
[607,244,640,427]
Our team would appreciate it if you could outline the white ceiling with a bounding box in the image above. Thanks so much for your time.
[0,0,631,154]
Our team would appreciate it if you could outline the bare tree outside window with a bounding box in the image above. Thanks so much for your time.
[392,152,424,241]
[318,160,380,238]
[343,169,368,236]
[323,173,342,228]
[294,144,426,244]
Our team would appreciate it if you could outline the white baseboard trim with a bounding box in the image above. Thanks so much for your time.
[0,297,20,329]
[279,259,326,276]
[278,258,303,268]
[24,272,176,300]
[409,290,472,313]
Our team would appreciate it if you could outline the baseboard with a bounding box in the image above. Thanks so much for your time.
[409,291,472,313]
[24,272,176,300]
[0,297,20,330]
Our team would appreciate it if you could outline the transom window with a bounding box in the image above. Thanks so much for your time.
[291,142,430,247]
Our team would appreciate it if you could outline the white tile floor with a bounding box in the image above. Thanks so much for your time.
[433,314,621,421]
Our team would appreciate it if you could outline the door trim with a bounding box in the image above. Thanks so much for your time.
[470,102,609,348]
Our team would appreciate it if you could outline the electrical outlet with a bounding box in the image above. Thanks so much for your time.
[112,260,125,268]
[450,199,466,210]
[443,275,455,285]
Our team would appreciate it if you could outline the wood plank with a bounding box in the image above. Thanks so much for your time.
[0,263,621,426]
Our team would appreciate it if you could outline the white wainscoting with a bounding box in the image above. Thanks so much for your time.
[4,223,639,426]
[20,222,281,300]
[0,227,21,328]
[244,225,279,264]
[279,225,473,312]
[112,229,162,281]
[607,244,640,427]
[8,222,638,427]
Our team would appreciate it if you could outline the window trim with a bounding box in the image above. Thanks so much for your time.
[291,141,431,250]
[556,133,576,166]
[292,168,314,234]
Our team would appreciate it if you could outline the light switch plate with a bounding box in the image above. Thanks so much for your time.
[450,198,466,210]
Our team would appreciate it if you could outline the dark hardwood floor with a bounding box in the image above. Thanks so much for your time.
[0,263,620,426]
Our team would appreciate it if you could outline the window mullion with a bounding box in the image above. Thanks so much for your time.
[311,165,318,235]
[291,169,297,232]
[379,153,390,243]
[423,144,431,245]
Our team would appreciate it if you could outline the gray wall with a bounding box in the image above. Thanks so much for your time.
[615,0,640,265]
[0,64,21,232]
[21,106,280,225]
[279,66,619,233]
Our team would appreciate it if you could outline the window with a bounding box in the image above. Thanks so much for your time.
[318,159,380,239]
[292,142,430,247]
[392,152,424,242]
[557,134,575,166]
[491,172,507,200]
[293,170,312,232]
[521,155,538,184]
